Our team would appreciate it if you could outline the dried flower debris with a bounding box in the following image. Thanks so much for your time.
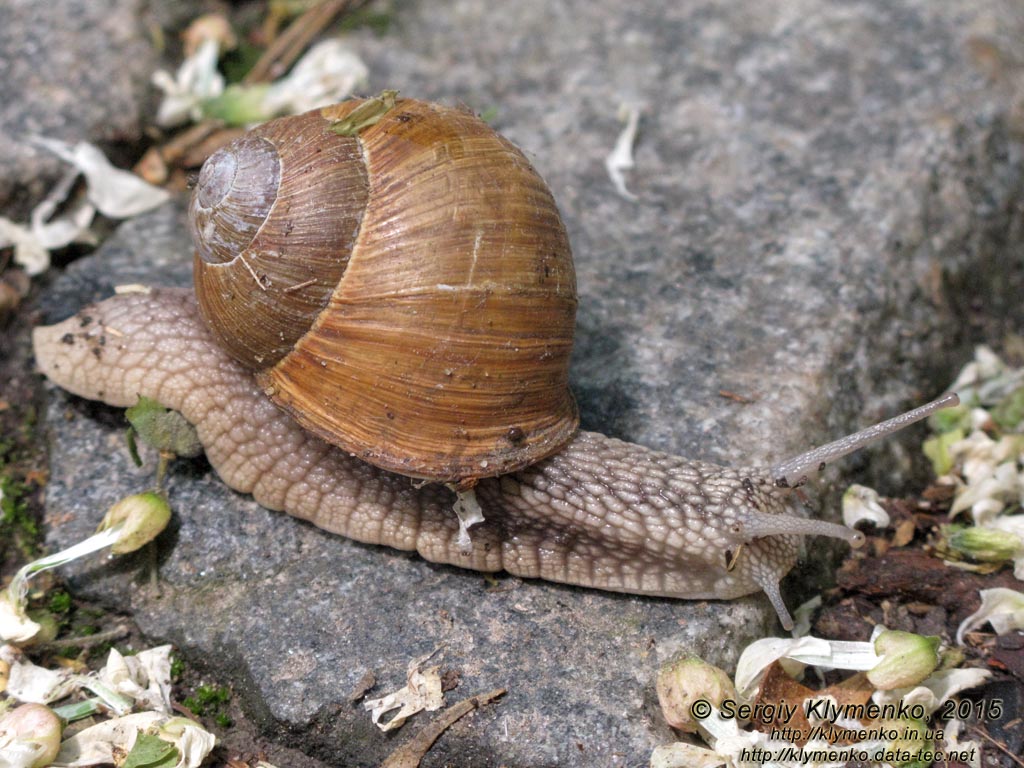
[652,629,988,768]
[0,644,216,768]
[364,651,445,732]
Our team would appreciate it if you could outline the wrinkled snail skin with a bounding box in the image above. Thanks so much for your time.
[32,288,814,625]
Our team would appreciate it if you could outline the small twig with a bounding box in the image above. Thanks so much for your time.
[969,724,1024,768]
[148,0,370,174]
[718,389,756,404]
[283,278,318,293]
[244,0,369,84]
[155,451,173,490]
[160,120,226,164]
[31,624,132,651]
[381,688,507,768]
[238,254,266,289]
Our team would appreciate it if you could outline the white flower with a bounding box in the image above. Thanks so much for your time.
[872,668,991,716]
[31,139,172,219]
[956,587,1024,644]
[0,139,172,277]
[842,484,890,529]
[734,635,880,699]
[261,40,368,117]
[949,460,1021,522]
[1,493,169,644]
[0,645,77,704]
[96,646,173,715]
[0,219,51,276]
[152,37,225,127]
[158,717,218,768]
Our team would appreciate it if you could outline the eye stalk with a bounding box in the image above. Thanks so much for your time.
[769,392,960,488]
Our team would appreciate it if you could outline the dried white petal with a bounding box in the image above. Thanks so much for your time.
[650,741,727,768]
[956,587,1024,644]
[32,139,171,219]
[0,646,76,704]
[734,636,880,699]
[949,346,1021,404]
[262,40,368,117]
[950,461,1020,520]
[158,717,217,768]
[842,485,890,529]
[363,652,444,731]
[0,218,50,276]
[152,37,225,127]
[452,488,485,554]
[96,645,173,715]
[872,668,991,716]
[52,711,164,767]
[694,710,781,766]
[27,164,97,253]
[605,104,641,200]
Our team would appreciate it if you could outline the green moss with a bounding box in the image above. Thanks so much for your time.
[48,590,72,614]
[184,683,233,727]
[1,474,38,556]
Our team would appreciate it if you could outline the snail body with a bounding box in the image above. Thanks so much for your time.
[32,96,957,629]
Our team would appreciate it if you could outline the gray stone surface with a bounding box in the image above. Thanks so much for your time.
[33,1,1024,766]
[0,0,196,217]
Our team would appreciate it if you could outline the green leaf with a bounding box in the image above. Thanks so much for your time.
[126,397,202,458]
[122,731,179,768]
[328,89,399,136]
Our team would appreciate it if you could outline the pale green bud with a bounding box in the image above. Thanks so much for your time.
[922,428,963,477]
[867,630,940,690]
[656,654,737,732]
[947,525,1023,563]
[0,703,63,768]
[201,83,272,126]
[99,492,172,554]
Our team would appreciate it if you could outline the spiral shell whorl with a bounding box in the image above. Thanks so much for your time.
[190,135,280,265]
[190,112,368,368]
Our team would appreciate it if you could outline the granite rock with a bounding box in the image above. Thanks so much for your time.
[35,0,1024,766]
[0,0,197,217]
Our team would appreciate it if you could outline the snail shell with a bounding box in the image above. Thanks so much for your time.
[189,98,579,482]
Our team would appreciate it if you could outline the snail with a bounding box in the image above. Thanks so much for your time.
[31,95,958,630]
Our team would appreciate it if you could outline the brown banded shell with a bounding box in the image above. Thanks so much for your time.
[189,97,579,482]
